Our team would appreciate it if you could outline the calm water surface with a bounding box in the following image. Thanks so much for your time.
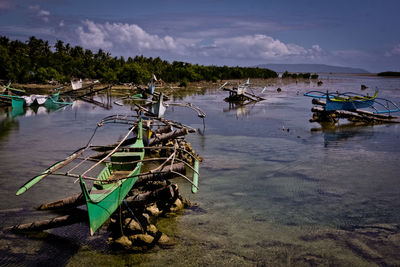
[1,74,400,266]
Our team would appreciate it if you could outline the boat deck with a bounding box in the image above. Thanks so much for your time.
[108,170,131,181]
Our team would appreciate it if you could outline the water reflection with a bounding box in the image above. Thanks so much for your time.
[311,121,375,147]
[222,102,257,118]
[0,103,70,141]
[0,107,19,141]
[1,75,400,266]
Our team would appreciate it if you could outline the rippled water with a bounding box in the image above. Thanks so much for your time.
[1,74,400,266]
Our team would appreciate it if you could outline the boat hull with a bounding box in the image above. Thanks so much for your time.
[11,97,24,109]
[80,165,141,235]
[11,91,60,108]
[79,119,144,235]
[326,96,375,111]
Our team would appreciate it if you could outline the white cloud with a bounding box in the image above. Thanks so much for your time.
[204,34,324,61]
[75,20,324,64]
[29,5,50,22]
[385,43,400,56]
[76,20,194,55]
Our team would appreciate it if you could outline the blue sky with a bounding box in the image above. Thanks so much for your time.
[1,0,399,72]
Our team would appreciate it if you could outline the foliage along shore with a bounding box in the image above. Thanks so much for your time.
[0,36,278,85]
[377,71,400,77]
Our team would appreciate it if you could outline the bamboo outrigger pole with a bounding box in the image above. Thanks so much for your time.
[16,146,90,196]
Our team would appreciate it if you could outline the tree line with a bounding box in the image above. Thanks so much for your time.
[282,71,318,79]
[377,71,400,77]
[0,36,278,85]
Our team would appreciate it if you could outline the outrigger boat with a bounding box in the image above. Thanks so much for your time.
[16,115,200,235]
[0,82,26,106]
[2,86,72,109]
[15,119,145,235]
[0,82,26,95]
[222,79,265,104]
[79,119,145,235]
[12,90,61,109]
[304,90,400,115]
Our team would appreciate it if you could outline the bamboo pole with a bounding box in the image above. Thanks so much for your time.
[80,124,136,178]
[37,193,85,211]
[16,146,90,195]
[125,184,177,207]
[149,128,189,146]
[5,213,87,232]
[38,162,185,211]
[311,106,399,123]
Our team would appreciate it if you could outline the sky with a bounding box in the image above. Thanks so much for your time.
[0,0,399,73]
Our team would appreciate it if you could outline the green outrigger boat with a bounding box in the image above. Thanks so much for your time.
[79,119,145,235]
[15,115,200,236]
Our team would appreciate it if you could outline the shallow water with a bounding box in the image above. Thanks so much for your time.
[1,75,400,266]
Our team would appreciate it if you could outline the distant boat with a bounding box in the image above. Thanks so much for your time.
[304,90,400,114]
[325,90,378,111]
[236,78,250,95]
[11,91,61,109]
[304,90,378,111]
[222,79,265,103]
[0,82,26,106]
[1,82,26,95]
[151,92,167,118]
[71,79,83,90]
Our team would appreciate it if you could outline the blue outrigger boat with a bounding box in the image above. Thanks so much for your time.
[304,90,400,115]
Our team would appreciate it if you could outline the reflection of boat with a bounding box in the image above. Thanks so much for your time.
[311,122,374,147]
[304,90,400,114]
[2,101,66,119]
[223,101,255,118]
[13,105,62,118]
[79,119,145,235]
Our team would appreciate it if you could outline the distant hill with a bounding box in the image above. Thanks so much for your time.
[256,64,369,74]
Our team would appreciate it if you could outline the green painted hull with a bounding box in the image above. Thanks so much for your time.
[11,97,24,109]
[45,91,60,105]
[10,91,60,109]
[79,120,144,235]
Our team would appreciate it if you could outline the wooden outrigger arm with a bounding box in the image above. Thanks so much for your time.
[16,146,90,196]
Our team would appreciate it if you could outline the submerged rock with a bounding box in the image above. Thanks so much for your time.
[114,235,132,249]
[169,198,184,212]
[146,204,160,216]
[124,218,143,233]
[130,234,155,245]
[158,233,173,247]
[146,224,159,236]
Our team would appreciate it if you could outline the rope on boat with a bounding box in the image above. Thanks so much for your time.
[76,124,137,182]
[87,145,200,162]
[59,164,187,183]
[75,156,199,174]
